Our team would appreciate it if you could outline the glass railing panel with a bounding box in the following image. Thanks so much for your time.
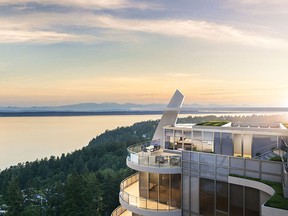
[139,155,149,166]
[128,194,137,206]
[111,205,127,216]
[122,191,129,203]
[148,155,157,166]
[128,143,182,169]
[138,197,148,209]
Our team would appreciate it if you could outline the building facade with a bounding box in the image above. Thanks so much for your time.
[112,90,288,216]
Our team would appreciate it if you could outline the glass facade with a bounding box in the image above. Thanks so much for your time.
[165,129,174,149]
[181,149,281,215]
[139,171,148,198]
[221,133,233,156]
[164,129,234,156]
[252,135,277,157]
[164,128,280,159]
[214,132,221,154]
[184,131,192,150]
[230,184,243,216]
[183,176,260,216]
[174,130,183,150]
[193,131,203,151]
[159,174,169,205]
[216,181,228,213]
[200,178,214,216]
[171,174,181,208]
[245,187,259,216]
[149,173,158,202]
[203,132,214,152]
[138,172,181,209]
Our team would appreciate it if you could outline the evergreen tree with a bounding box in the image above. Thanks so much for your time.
[85,173,104,215]
[5,178,24,216]
[45,183,65,216]
[62,173,89,216]
[21,205,41,216]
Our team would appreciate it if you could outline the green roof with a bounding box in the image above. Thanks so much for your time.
[196,121,229,127]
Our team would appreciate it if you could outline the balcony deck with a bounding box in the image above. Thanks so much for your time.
[127,143,181,174]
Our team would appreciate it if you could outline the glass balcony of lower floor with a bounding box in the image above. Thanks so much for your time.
[111,205,142,216]
[119,173,181,216]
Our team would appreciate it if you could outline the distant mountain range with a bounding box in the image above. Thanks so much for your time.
[0,102,288,116]
[0,103,167,112]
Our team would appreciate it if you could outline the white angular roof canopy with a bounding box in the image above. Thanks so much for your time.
[152,89,185,142]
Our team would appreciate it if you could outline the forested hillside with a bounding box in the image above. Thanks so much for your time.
[0,120,158,215]
[0,114,285,215]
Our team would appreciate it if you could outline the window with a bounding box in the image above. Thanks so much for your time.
[200,178,214,216]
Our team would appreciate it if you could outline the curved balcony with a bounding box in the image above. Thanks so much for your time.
[127,143,181,174]
[119,173,181,216]
[111,205,139,216]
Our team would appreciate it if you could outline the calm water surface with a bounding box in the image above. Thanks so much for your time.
[0,115,161,170]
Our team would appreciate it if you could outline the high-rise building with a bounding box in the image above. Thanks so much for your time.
[112,90,288,216]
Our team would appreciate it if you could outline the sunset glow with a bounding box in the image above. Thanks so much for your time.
[1,0,288,107]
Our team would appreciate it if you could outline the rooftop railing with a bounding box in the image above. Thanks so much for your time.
[119,173,179,211]
[127,142,181,168]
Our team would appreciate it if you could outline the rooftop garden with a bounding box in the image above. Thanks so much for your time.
[196,121,229,127]
[230,174,288,210]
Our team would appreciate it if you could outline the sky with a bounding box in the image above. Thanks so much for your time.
[1,0,288,107]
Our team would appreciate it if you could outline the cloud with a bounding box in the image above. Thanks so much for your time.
[237,0,288,5]
[0,30,93,43]
[79,15,288,49]
[1,12,288,49]
[224,0,288,14]
[0,18,94,43]
[0,0,150,10]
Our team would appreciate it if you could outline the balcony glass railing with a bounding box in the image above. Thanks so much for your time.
[111,205,127,216]
[120,173,179,211]
[127,142,181,168]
